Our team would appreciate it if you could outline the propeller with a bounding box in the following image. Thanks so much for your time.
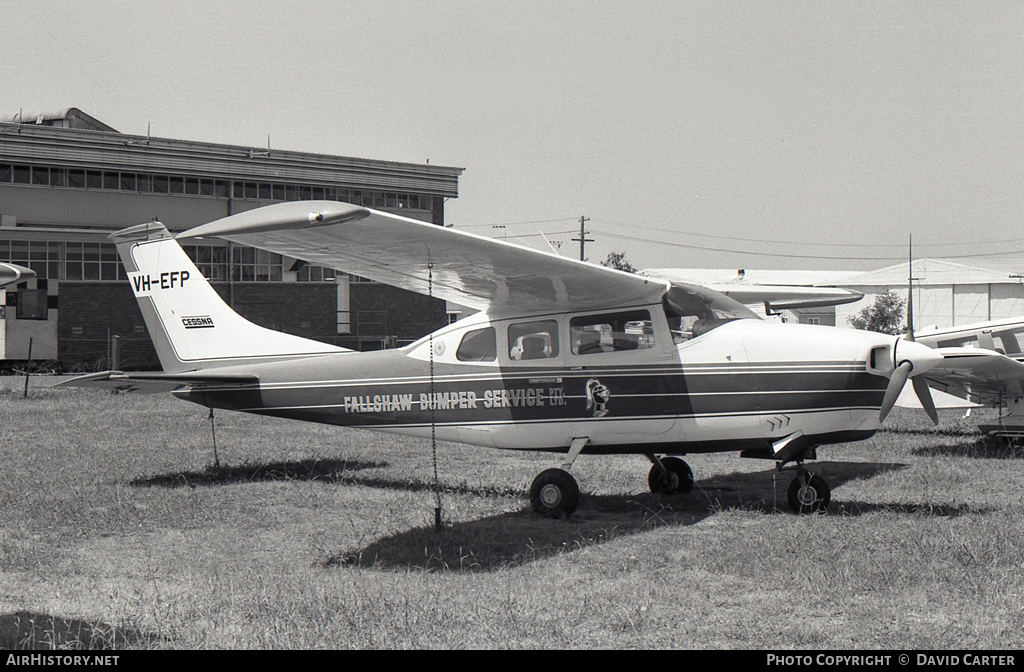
[878,235,940,424]
[877,337,941,423]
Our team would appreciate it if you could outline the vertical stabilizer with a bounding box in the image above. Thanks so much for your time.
[111,222,344,372]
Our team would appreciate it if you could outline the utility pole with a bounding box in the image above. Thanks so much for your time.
[571,215,592,261]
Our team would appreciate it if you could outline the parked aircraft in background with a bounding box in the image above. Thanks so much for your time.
[0,262,34,287]
[61,202,993,516]
[898,317,1024,438]
[642,268,864,316]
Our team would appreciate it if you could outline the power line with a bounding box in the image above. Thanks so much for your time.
[458,217,580,228]
[590,217,1024,250]
[591,227,1024,262]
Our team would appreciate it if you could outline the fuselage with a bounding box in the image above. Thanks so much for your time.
[174,309,896,456]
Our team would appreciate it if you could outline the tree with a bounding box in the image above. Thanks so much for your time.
[847,289,905,335]
[600,251,637,274]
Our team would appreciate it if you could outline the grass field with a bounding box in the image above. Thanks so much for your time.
[0,376,1022,649]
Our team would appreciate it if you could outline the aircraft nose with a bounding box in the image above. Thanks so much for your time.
[893,337,943,377]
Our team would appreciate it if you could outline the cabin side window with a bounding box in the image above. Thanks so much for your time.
[456,327,497,362]
[993,328,1024,355]
[508,320,559,360]
[570,309,654,355]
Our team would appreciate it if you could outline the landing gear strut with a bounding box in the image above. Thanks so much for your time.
[786,468,831,514]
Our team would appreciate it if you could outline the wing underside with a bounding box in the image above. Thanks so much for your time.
[179,201,669,315]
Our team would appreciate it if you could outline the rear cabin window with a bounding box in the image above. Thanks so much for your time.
[508,320,559,360]
[570,309,654,355]
[456,327,497,362]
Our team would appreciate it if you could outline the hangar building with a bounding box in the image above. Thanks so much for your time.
[655,259,1024,330]
[0,108,463,370]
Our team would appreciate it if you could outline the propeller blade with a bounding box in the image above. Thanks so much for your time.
[879,361,912,422]
[912,376,939,425]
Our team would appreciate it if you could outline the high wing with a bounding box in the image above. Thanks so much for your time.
[56,371,260,394]
[643,268,863,311]
[911,346,1024,406]
[180,201,669,316]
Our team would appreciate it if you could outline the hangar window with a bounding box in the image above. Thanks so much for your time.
[0,165,10,182]
[16,288,48,320]
[49,168,67,187]
[297,265,335,282]
[258,183,271,199]
[32,167,48,185]
[13,165,30,184]
[103,172,119,190]
[456,327,497,362]
[136,174,152,192]
[120,173,136,191]
[185,177,199,195]
[86,171,102,189]
[508,320,559,361]
[68,170,85,188]
[153,175,169,193]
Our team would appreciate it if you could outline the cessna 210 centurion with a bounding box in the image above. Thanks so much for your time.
[62,202,964,516]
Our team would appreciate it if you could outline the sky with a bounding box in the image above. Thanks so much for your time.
[3,0,1024,273]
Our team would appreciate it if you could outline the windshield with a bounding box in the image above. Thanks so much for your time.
[662,282,759,343]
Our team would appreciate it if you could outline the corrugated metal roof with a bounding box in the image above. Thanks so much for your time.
[0,108,118,132]
[840,258,1016,286]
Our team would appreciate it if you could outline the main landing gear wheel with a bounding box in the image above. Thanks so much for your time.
[787,472,831,514]
[648,456,694,496]
[530,468,580,519]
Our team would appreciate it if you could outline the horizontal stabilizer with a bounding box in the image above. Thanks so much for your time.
[56,370,259,394]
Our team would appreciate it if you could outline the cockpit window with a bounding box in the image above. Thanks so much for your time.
[508,320,559,360]
[456,327,497,362]
[571,310,654,355]
[662,283,759,343]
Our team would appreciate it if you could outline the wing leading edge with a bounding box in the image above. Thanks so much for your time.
[180,201,670,316]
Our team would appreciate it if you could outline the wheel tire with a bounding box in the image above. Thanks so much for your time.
[530,468,580,518]
[787,473,831,514]
[648,457,695,495]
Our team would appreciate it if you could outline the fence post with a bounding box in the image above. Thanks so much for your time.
[23,337,33,398]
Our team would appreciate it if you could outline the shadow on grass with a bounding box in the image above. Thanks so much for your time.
[0,610,154,650]
[130,457,386,488]
[323,460,943,572]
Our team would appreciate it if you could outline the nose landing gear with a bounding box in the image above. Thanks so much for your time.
[786,468,831,514]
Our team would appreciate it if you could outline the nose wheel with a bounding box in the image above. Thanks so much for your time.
[787,470,830,514]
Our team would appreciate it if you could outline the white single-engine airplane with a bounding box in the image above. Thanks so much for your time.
[896,317,1024,438]
[61,202,980,516]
